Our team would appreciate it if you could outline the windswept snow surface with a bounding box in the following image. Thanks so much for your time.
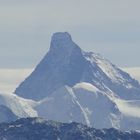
[35,82,121,129]
[83,52,140,100]
[0,92,38,119]
[1,83,140,130]
[86,53,124,83]
[34,82,140,130]
[1,81,140,130]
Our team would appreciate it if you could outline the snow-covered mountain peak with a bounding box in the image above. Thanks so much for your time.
[1,32,140,130]
[15,32,140,101]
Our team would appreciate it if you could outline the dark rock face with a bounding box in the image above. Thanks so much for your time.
[0,117,140,140]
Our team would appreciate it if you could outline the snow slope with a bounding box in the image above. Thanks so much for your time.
[35,83,120,129]
[83,52,140,100]
[35,82,140,130]
[1,81,140,130]
[0,92,38,120]
[36,83,120,128]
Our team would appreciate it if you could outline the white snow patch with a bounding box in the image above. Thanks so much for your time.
[73,82,99,93]
[93,55,124,83]
[0,92,38,118]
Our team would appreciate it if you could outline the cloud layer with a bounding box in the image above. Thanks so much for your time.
[0,69,33,93]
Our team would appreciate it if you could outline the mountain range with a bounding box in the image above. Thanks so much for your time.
[0,32,140,131]
[0,117,140,140]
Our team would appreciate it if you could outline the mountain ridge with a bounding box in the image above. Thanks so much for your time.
[0,117,140,140]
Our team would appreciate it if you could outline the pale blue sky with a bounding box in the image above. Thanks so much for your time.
[0,0,140,68]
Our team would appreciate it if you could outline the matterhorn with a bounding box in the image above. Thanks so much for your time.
[1,32,138,130]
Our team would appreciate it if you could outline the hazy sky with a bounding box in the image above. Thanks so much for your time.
[0,0,140,68]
